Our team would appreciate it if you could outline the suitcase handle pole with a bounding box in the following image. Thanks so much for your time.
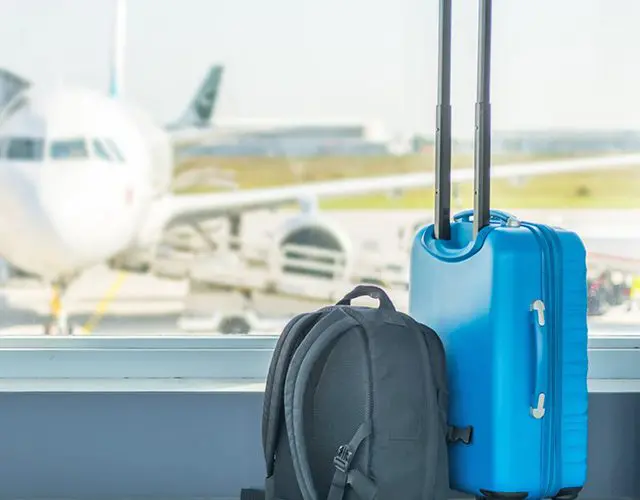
[434,0,453,240]
[472,0,493,237]
[434,0,493,239]
[531,300,548,419]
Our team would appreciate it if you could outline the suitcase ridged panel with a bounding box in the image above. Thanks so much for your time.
[556,231,588,491]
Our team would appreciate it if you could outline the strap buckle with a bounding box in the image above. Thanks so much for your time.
[333,444,354,473]
[447,425,473,445]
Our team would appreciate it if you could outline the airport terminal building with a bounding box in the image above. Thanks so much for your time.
[177,122,393,158]
[179,125,640,159]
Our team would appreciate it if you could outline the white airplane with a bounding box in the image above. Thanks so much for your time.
[0,0,639,334]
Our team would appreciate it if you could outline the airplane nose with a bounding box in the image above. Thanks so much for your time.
[0,162,76,278]
[38,161,135,262]
[0,160,135,278]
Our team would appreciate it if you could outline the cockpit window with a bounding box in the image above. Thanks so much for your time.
[5,137,44,161]
[92,139,113,161]
[50,138,88,160]
[103,138,125,162]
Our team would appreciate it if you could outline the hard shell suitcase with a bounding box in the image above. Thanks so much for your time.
[408,1,588,499]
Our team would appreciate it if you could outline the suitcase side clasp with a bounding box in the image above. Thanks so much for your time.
[531,393,546,420]
[532,299,545,326]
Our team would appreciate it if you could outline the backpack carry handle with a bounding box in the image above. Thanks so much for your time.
[336,285,396,311]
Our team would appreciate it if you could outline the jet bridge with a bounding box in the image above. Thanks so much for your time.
[177,240,408,334]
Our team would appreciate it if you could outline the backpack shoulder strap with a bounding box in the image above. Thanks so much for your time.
[262,312,307,454]
[327,420,376,500]
[284,308,377,500]
[262,309,328,478]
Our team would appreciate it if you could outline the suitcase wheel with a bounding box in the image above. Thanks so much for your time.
[552,487,582,500]
[477,490,528,500]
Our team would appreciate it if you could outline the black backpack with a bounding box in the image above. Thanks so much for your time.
[242,285,471,500]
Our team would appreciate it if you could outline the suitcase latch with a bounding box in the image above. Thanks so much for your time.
[506,217,521,228]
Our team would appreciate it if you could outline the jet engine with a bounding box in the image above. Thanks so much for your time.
[268,214,353,283]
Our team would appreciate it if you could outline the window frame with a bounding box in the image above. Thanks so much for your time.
[0,334,636,385]
[103,138,125,162]
[91,138,114,162]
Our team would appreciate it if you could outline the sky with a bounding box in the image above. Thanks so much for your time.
[1,0,640,138]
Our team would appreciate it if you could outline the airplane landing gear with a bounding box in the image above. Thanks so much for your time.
[44,281,73,335]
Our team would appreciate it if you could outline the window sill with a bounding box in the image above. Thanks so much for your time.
[0,334,636,383]
[0,377,266,393]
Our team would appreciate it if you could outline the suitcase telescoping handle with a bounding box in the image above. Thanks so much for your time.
[336,285,396,311]
[531,300,548,419]
[434,0,493,240]
[433,0,453,240]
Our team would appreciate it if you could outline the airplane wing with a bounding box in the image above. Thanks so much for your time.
[161,153,640,228]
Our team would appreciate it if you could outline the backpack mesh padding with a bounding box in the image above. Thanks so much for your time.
[303,328,367,498]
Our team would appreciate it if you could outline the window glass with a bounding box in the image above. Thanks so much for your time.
[6,137,43,160]
[0,1,638,341]
[92,139,112,161]
[49,139,88,160]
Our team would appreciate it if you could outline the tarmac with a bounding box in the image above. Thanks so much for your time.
[0,208,637,336]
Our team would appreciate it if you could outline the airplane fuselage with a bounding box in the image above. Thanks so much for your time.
[0,86,171,281]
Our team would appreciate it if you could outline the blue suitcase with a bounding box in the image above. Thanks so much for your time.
[409,1,588,499]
